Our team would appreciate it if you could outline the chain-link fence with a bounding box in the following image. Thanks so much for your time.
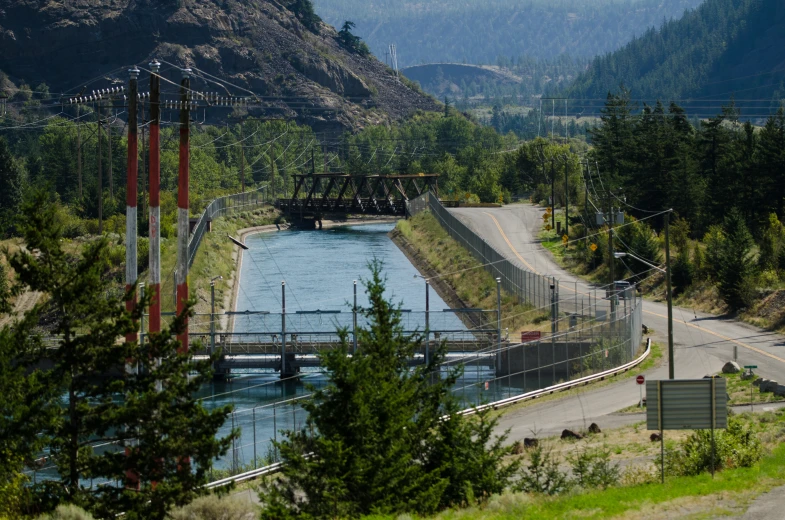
[188,187,268,266]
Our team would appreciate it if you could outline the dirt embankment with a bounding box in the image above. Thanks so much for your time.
[389,227,486,331]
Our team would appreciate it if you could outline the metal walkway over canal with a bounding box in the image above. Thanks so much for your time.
[276,173,439,217]
[189,308,498,378]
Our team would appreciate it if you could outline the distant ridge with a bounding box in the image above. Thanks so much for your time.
[566,0,785,108]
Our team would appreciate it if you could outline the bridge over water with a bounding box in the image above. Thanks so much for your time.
[275,173,439,218]
[191,308,500,378]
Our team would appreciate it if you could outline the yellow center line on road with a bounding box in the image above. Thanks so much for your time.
[482,211,588,295]
[482,209,785,365]
[482,211,539,273]
[644,310,785,365]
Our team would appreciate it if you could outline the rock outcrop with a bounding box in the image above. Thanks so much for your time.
[0,0,438,132]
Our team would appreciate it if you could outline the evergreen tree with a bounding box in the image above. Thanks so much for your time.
[259,261,516,518]
[7,191,236,519]
[0,136,25,236]
[289,0,321,33]
[716,209,757,311]
[759,106,785,219]
[0,310,58,517]
[337,21,370,56]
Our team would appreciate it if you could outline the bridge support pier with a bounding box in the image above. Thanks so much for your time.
[281,353,298,379]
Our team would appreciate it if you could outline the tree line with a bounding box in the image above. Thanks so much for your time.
[566,0,785,105]
[581,89,785,310]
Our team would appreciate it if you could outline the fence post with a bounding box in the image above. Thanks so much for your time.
[496,278,502,374]
[281,282,287,379]
[425,280,430,366]
[353,280,358,354]
[252,406,257,468]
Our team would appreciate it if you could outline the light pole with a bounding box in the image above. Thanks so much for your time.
[614,243,674,379]
[414,274,430,364]
[210,275,223,357]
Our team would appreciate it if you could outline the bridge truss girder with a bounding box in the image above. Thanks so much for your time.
[280,173,439,216]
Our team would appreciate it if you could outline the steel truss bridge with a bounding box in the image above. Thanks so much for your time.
[276,173,439,217]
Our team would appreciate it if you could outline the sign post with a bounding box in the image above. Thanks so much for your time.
[636,374,645,408]
[744,366,757,411]
[647,379,728,483]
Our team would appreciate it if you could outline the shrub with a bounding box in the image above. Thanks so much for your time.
[514,446,570,496]
[168,494,260,520]
[671,251,694,291]
[107,244,125,268]
[663,413,762,477]
[38,504,96,520]
[568,447,620,489]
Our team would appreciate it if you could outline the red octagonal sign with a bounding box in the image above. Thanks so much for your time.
[636,375,645,385]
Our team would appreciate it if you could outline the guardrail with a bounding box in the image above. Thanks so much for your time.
[203,337,652,489]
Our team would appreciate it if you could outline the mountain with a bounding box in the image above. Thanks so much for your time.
[567,0,785,107]
[311,0,704,67]
[0,0,438,132]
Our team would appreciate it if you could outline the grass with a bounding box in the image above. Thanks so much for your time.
[365,409,785,520]
[395,212,548,334]
[151,206,280,333]
[723,371,785,406]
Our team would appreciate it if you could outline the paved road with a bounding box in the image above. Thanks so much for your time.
[450,204,785,439]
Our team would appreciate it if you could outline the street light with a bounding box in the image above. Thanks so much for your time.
[613,252,665,273]
[414,274,430,364]
[210,276,223,356]
[614,210,675,381]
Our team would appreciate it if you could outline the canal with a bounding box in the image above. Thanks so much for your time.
[199,222,527,475]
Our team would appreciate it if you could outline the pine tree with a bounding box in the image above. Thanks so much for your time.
[259,261,516,518]
[0,309,59,517]
[0,136,25,236]
[7,190,236,519]
[716,209,757,311]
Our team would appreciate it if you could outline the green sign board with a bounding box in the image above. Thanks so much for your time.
[744,365,758,369]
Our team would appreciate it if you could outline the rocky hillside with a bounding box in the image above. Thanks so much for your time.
[0,0,439,132]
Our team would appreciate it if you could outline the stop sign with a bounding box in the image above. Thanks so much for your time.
[636,375,645,385]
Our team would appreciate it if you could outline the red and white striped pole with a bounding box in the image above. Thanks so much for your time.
[176,69,191,353]
[125,67,139,345]
[125,66,140,492]
[148,61,162,337]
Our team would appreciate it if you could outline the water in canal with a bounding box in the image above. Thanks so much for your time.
[28,223,539,484]
[200,222,529,474]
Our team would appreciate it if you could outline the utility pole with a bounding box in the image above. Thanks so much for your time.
[97,109,103,234]
[107,115,113,199]
[124,66,140,492]
[76,104,82,198]
[564,158,569,238]
[271,149,276,203]
[550,158,555,230]
[140,102,147,221]
[148,60,162,336]
[176,68,192,353]
[607,195,615,318]
[584,161,589,229]
[239,123,245,193]
[126,67,139,346]
[665,211,675,379]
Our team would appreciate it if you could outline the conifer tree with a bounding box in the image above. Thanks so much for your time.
[6,190,236,519]
[259,261,515,518]
[716,209,756,311]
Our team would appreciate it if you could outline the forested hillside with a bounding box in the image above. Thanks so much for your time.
[567,0,785,106]
[312,0,703,66]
